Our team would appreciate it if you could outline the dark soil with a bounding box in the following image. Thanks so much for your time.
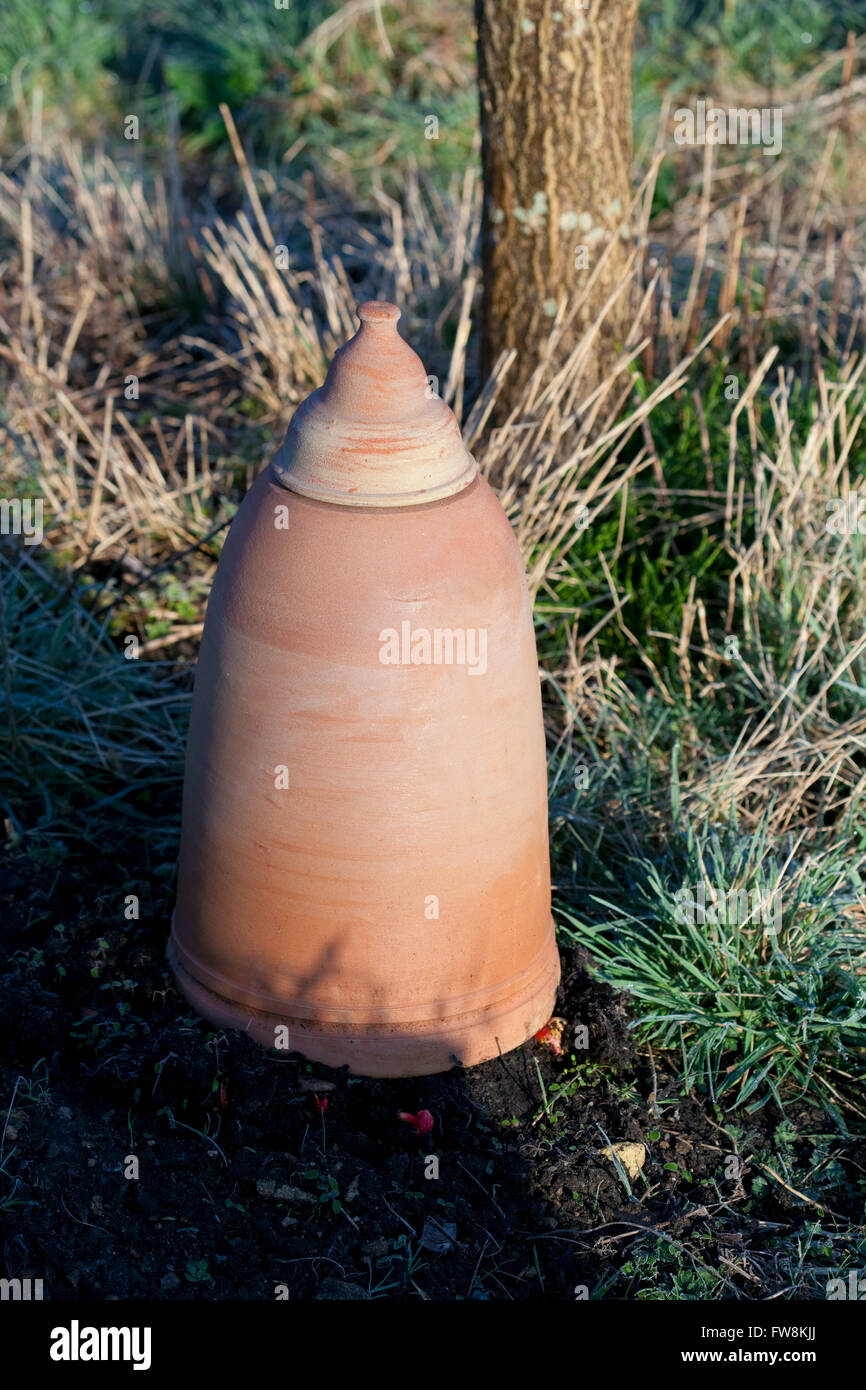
[1,830,863,1301]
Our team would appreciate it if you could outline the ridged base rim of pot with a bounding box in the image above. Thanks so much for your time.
[166,927,561,1078]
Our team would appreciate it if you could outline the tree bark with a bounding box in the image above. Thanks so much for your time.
[474,0,639,416]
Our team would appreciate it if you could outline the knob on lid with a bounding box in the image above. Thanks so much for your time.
[270,302,478,506]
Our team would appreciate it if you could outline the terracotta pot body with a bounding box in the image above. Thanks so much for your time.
[169,303,559,1075]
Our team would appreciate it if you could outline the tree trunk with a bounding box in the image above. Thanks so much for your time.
[474,0,639,417]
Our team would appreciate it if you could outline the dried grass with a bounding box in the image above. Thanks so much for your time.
[1,81,865,864]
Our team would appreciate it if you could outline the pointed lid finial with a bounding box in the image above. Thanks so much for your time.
[356,300,401,324]
[270,301,477,506]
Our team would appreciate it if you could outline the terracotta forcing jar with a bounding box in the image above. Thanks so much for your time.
[169,301,560,1076]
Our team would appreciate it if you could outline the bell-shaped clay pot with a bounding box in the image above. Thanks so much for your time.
[169,301,560,1076]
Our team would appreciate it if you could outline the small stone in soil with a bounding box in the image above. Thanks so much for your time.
[597,1141,646,1180]
[419,1218,457,1254]
[274,1185,317,1204]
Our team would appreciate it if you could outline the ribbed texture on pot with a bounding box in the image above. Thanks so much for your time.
[270,301,478,506]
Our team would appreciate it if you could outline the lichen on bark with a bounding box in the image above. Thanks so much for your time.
[474,0,640,417]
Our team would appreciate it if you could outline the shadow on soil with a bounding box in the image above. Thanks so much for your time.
[0,827,862,1301]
